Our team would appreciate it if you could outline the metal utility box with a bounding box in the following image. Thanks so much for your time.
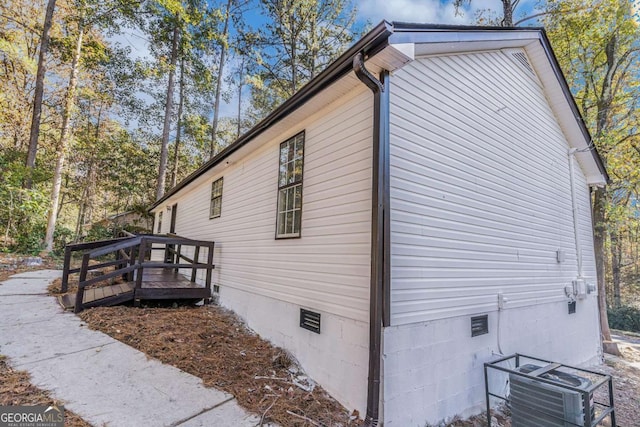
[484,354,615,427]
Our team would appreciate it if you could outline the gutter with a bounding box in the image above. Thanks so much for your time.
[353,52,390,427]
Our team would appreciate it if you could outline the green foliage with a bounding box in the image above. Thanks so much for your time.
[0,150,49,253]
[0,187,49,254]
[12,224,45,254]
[85,224,114,241]
[545,0,640,307]
[608,305,640,333]
[52,226,74,255]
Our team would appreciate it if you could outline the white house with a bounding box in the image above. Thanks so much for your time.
[149,22,609,426]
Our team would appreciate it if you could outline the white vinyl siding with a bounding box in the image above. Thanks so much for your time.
[389,50,597,325]
[161,87,372,321]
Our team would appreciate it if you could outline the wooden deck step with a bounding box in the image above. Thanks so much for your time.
[57,270,211,311]
[58,282,136,311]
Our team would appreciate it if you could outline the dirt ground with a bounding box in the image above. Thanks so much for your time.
[599,330,640,427]
[79,305,360,427]
[0,254,58,282]
[0,356,92,427]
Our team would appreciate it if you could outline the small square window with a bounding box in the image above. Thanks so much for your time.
[210,177,223,219]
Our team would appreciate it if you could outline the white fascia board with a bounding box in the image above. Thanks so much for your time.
[390,30,541,58]
[390,43,415,61]
[367,44,414,74]
[389,29,542,45]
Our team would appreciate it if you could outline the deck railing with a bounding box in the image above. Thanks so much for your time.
[64,234,215,313]
[61,236,137,293]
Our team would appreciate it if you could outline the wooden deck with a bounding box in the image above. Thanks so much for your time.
[58,269,211,311]
[60,234,215,312]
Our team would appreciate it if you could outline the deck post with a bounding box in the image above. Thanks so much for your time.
[128,245,137,281]
[74,253,90,313]
[164,239,171,264]
[191,245,200,282]
[136,238,146,290]
[61,245,72,293]
[115,248,122,281]
[175,244,181,274]
[134,238,146,308]
[205,243,214,303]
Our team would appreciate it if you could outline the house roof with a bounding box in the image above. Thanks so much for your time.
[149,21,609,211]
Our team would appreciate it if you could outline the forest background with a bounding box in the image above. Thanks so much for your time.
[1,0,639,334]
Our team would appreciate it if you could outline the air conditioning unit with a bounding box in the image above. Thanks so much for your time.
[510,364,594,427]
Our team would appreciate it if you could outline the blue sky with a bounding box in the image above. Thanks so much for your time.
[359,0,500,24]
[245,0,540,27]
[112,0,542,129]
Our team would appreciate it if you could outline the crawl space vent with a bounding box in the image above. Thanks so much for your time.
[471,315,489,337]
[300,309,321,334]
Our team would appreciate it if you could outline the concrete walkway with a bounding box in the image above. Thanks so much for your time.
[0,270,261,427]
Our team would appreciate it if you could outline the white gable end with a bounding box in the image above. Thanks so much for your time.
[388,48,597,324]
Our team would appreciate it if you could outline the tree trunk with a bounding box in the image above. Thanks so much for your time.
[633,225,640,280]
[501,0,513,26]
[236,56,244,138]
[593,187,613,341]
[610,230,622,308]
[156,23,180,200]
[309,15,317,79]
[592,31,618,349]
[44,25,84,252]
[171,59,185,188]
[24,0,57,188]
[84,157,97,226]
[74,191,86,240]
[290,24,296,94]
[210,0,232,158]
[75,105,102,240]
[56,174,68,219]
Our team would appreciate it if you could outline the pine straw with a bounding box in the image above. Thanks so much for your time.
[0,356,92,427]
[441,409,511,427]
[48,277,77,295]
[79,306,361,426]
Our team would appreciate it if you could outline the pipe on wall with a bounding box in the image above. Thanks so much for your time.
[568,148,584,278]
[353,51,390,427]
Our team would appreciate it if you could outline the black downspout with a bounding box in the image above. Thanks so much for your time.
[353,52,390,427]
